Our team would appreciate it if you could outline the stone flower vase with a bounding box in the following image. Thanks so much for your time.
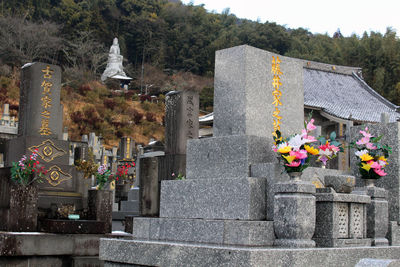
[273,171,316,248]
[88,189,113,233]
[287,171,302,181]
[9,183,39,232]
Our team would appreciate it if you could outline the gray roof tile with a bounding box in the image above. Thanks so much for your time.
[304,68,400,123]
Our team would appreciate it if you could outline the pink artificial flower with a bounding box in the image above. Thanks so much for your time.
[360,127,372,138]
[286,161,301,167]
[373,167,387,177]
[370,161,381,169]
[306,119,317,131]
[366,142,377,150]
[356,137,370,145]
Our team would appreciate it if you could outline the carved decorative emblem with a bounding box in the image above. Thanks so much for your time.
[45,165,72,187]
[29,139,66,162]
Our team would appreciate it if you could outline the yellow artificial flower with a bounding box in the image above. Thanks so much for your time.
[304,145,319,155]
[361,162,372,172]
[278,146,292,154]
[360,153,373,162]
[378,156,387,162]
[282,155,296,163]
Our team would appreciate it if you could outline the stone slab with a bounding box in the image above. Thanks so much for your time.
[186,135,273,180]
[120,200,139,212]
[130,217,274,246]
[127,188,139,201]
[213,45,304,138]
[112,211,139,221]
[356,258,400,267]
[314,238,371,247]
[100,238,400,267]
[0,232,103,256]
[315,189,371,203]
[159,177,266,220]
[39,219,107,234]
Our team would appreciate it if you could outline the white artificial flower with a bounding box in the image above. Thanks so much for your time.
[355,149,369,157]
[288,134,304,151]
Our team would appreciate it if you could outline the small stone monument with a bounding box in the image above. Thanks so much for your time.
[101,38,132,82]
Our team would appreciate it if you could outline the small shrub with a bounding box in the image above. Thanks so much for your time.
[131,109,143,124]
[145,112,156,122]
[103,98,117,110]
[141,101,151,111]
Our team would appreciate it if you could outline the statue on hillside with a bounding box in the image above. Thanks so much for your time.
[101,38,132,82]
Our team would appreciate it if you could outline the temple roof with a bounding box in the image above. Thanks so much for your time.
[303,66,400,123]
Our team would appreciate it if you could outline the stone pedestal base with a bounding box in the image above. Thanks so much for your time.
[314,188,371,247]
[88,189,112,233]
[273,180,316,248]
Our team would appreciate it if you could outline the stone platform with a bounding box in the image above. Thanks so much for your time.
[100,239,400,267]
[0,231,130,266]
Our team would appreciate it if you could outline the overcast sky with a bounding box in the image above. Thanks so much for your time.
[181,0,400,37]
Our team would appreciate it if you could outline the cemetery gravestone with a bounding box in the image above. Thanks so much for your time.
[6,62,85,210]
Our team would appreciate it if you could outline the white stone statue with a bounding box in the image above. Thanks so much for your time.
[101,38,132,82]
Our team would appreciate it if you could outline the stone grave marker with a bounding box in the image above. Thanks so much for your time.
[5,62,85,210]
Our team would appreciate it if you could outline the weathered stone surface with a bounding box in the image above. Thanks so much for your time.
[100,238,400,267]
[213,45,304,138]
[165,90,199,155]
[324,175,356,193]
[159,177,266,220]
[19,62,62,138]
[0,233,102,256]
[130,217,274,246]
[355,258,400,267]
[273,180,316,247]
[186,135,272,180]
[8,184,38,232]
[88,190,113,233]
[39,219,107,234]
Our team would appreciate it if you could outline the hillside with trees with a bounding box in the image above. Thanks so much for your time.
[0,0,399,145]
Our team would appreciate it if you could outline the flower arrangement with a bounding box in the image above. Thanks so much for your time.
[11,149,47,186]
[273,119,319,173]
[115,162,135,181]
[351,127,391,179]
[316,132,343,166]
[95,164,112,190]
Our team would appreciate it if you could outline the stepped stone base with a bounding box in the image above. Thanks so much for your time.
[130,217,274,246]
[100,239,400,267]
[159,177,266,220]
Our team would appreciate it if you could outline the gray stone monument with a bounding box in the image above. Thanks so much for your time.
[5,62,85,210]
[350,123,399,244]
[164,90,199,177]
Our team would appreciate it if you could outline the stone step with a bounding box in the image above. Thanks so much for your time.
[131,217,274,246]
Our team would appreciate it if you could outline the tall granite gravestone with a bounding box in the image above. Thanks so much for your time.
[6,62,85,210]
[129,45,303,239]
[164,90,199,177]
